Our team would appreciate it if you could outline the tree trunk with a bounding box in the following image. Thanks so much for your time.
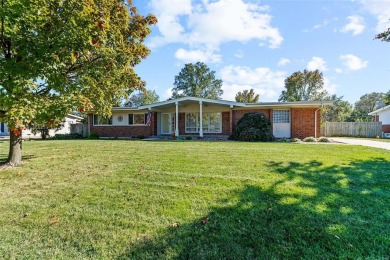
[8,130,23,167]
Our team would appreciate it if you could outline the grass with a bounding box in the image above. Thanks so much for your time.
[0,139,389,259]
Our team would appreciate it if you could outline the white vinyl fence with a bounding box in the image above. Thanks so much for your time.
[322,122,382,137]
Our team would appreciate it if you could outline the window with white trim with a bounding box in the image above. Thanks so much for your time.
[273,110,290,123]
[93,115,112,125]
[129,113,148,125]
[185,112,222,133]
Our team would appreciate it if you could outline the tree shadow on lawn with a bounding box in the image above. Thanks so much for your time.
[0,153,35,166]
[119,158,390,259]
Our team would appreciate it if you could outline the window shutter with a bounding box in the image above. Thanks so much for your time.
[128,114,133,125]
[144,113,148,124]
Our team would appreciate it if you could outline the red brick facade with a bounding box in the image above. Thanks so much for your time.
[89,107,321,139]
[291,108,320,139]
[232,109,271,128]
[382,125,390,133]
[89,113,157,138]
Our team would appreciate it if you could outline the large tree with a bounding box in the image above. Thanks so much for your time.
[383,90,390,106]
[321,95,353,122]
[124,89,160,107]
[171,62,223,99]
[351,92,385,122]
[235,89,260,103]
[278,69,328,102]
[0,0,157,166]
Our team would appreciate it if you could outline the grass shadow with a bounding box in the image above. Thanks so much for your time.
[0,153,35,165]
[119,158,390,259]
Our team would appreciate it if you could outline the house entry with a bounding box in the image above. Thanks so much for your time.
[161,113,175,134]
[273,110,291,138]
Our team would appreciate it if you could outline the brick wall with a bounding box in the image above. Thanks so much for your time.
[232,109,271,128]
[291,108,320,139]
[382,124,390,133]
[89,113,156,138]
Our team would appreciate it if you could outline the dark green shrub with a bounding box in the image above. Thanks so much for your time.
[303,136,317,142]
[137,135,145,139]
[88,132,100,139]
[230,112,273,142]
[291,138,301,143]
[185,136,193,140]
[318,137,330,142]
[51,133,83,140]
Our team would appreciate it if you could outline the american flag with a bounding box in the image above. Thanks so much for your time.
[146,110,152,126]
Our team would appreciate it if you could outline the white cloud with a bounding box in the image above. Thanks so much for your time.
[307,57,328,71]
[174,48,221,63]
[220,65,286,101]
[340,54,368,71]
[149,0,283,62]
[277,58,290,67]
[161,87,173,100]
[340,16,365,35]
[323,77,338,95]
[335,68,343,73]
[360,0,390,32]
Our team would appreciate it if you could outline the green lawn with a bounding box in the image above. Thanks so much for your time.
[0,139,389,259]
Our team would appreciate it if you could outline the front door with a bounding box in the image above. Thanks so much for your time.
[161,113,175,134]
[273,110,291,138]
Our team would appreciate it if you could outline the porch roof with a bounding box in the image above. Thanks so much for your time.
[138,97,246,110]
[107,98,333,113]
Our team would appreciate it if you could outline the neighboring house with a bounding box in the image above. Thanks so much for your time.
[89,97,333,139]
[0,122,9,136]
[0,114,84,137]
[368,105,390,134]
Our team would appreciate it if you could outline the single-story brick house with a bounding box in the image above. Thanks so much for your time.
[0,114,83,137]
[89,97,333,139]
[368,105,390,134]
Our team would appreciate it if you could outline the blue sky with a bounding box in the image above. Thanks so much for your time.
[132,0,390,104]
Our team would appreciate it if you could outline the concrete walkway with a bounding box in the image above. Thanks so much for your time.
[331,137,390,151]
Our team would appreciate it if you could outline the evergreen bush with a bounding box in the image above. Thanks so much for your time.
[230,112,273,142]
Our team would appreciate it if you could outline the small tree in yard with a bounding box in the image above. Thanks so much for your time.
[0,0,157,166]
[230,112,273,142]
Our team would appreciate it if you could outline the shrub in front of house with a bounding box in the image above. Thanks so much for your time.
[230,112,273,142]
[318,136,330,142]
[88,132,100,139]
[291,138,301,143]
[303,136,317,142]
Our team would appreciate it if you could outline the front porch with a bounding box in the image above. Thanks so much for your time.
[140,97,245,138]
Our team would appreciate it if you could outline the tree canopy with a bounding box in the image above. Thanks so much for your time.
[124,89,160,107]
[171,62,223,100]
[351,92,385,122]
[235,89,260,103]
[0,0,156,166]
[321,95,353,122]
[278,69,328,102]
[375,26,390,42]
[383,90,390,106]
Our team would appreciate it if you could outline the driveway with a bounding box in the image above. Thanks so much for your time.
[331,137,390,151]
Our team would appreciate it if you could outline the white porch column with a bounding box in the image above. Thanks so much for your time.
[199,101,203,137]
[175,101,179,137]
